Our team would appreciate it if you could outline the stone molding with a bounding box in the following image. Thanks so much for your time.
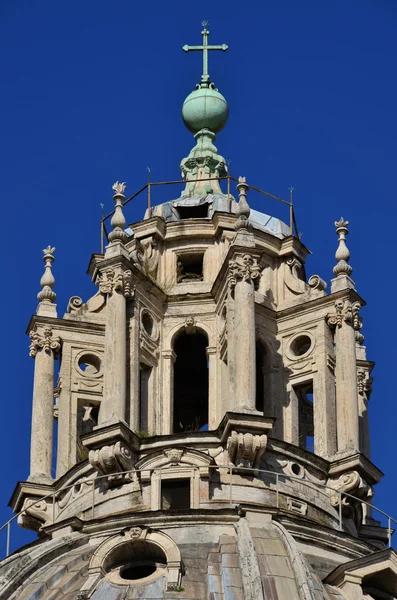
[29,325,61,358]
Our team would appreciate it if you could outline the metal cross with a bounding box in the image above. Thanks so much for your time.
[182,21,228,84]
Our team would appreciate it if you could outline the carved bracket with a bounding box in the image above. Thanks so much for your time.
[327,470,371,529]
[89,441,137,487]
[227,431,267,469]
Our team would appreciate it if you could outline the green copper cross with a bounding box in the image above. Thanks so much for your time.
[183,21,228,84]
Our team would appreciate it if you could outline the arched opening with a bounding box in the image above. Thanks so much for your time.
[173,330,209,433]
[256,340,269,412]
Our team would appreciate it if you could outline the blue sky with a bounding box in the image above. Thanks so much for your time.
[1,0,396,552]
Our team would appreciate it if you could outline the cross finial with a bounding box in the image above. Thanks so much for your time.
[183,23,228,85]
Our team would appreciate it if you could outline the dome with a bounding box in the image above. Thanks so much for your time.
[182,86,229,134]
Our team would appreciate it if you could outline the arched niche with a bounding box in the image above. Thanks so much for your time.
[83,527,183,594]
[172,328,209,433]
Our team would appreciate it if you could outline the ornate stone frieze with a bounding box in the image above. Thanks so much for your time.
[227,431,267,469]
[97,268,133,298]
[89,441,136,487]
[29,326,61,358]
[228,253,261,289]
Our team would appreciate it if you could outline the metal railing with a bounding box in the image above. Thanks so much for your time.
[100,175,299,254]
[1,465,395,559]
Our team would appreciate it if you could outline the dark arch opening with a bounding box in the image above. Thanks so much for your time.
[256,341,268,412]
[173,331,209,433]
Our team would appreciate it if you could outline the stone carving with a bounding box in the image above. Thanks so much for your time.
[327,299,361,329]
[308,275,327,291]
[18,497,52,530]
[164,448,184,465]
[358,370,373,398]
[328,470,371,526]
[228,253,261,288]
[333,217,352,277]
[67,292,106,315]
[29,326,61,358]
[37,246,56,304]
[97,268,133,298]
[184,316,196,335]
[235,176,250,231]
[109,181,128,244]
[227,431,267,469]
[89,441,136,487]
[124,526,147,540]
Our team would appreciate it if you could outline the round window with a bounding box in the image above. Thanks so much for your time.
[290,335,312,357]
[120,562,158,581]
[78,353,101,375]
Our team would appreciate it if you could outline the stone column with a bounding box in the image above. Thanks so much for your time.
[161,350,176,434]
[229,253,261,411]
[206,346,217,428]
[29,326,61,483]
[328,299,360,453]
[98,268,131,425]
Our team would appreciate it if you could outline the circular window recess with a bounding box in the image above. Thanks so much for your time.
[78,353,101,376]
[288,334,314,360]
[290,462,303,477]
[141,310,158,340]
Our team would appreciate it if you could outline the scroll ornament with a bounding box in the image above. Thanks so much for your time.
[227,431,267,469]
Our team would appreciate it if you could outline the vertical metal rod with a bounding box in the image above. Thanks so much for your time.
[276,473,279,508]
[52,493,56,523]
[339,494,343,531]
[6,522,10,557]
[91,480,95,519]
[388,517,392,548]
[159,468,162,510]
[100,203,104,254]
[288,186,294,235]
[147,167,151,212]
[229,467,233,505]
[227,162,231,212]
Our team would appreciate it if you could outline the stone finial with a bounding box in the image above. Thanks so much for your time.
[37,246,56,304]
[109,182,127,244]
[333,218,352,277]
[235,176,250,231]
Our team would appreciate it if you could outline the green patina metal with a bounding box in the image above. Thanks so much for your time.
[181,23,229,198]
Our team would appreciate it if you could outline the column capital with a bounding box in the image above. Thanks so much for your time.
[162,349,177,363]
[327,298,361,329]
[97,267,133,298]
[228,252,261,289]
[29,326,61,358]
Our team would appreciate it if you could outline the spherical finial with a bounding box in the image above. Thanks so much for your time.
[182,86,229,134]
